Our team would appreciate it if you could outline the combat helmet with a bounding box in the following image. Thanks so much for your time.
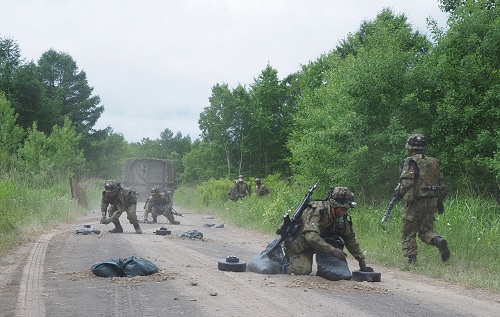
[328,187,356,208]
[406,134,426,150]
[150,186,160,195]
[255,178,262,185]
[104,180,120,193]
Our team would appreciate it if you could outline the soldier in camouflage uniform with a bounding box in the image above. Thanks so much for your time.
[228,175,252,201]
[143,187,179,224]
[254,178,270,197]
[100,180,142,234]
[284,187,370,275]
[395,134,449,265]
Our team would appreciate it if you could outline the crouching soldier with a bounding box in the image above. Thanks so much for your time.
[143,187,180,225]
[100,180,142,234]
[284,187,371,279]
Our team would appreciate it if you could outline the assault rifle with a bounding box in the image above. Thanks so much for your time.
[381,183,403,223]
[264,183,317,259]
[150,201,183,217]
[171,207,183,217]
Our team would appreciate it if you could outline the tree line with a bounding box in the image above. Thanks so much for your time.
[1,0,499,203]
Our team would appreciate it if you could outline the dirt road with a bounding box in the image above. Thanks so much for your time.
[1,207,499,317]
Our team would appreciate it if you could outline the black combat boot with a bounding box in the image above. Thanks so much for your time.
[408,254,417,266]
[431,236,450,262]
[133,223,142,234]
[152,217,157,224]
[109,221,123,233]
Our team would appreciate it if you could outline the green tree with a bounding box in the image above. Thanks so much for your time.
[0,36,21,97]
[199,83,252,177]
[249,64,291,177]
[423,0,500,193]
[289,9,432,198]
[37,49,103,135]
[0,93,24,171]
[84,128,128,180]
[16,119,86,186]
[10,62,59,134]
[181,140,228,183]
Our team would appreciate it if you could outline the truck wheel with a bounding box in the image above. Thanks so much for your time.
[351,270,381,282]
[218,256,246,272]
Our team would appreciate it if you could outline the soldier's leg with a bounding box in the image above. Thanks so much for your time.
[125,204,142,234]
[417,198,439,244]
[284,236,314,275]
[284,249,314,275]
[151,207,160,223]
[165,211,180,225]
[402,202,419,264]
[108,206,123,233]
[418,199,450,262]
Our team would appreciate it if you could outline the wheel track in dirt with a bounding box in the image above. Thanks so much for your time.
[15,231,55,317]
[3,211,500,317]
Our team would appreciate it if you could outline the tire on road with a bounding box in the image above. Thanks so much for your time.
[218,256,247,272]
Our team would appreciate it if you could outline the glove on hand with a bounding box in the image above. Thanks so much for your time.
[358,258,374,272]
[437,202,445,214]
[331,247,347,262]
[100,218,111,225]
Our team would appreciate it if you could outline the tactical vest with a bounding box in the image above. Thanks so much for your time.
[411,154,441,198]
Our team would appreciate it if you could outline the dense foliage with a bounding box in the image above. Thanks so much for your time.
[1,1,499,202]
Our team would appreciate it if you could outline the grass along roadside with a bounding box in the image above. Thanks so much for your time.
[0,178,102,254]
[174,180,500,293]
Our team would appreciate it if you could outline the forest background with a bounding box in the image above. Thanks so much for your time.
[0,0,499,291]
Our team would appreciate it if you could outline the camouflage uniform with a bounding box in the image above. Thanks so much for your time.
[100,180,141,234]
[255,178,270,197]
[228,175,252,201]
[397,134,449,264]
[143,192,177,224]
[284,189,365,275]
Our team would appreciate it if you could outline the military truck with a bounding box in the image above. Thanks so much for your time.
[121,158,176,203]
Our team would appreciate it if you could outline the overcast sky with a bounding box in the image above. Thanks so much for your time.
[1,0,448,142]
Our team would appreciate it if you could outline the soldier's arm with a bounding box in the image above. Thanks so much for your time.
[399,158,417,196]
[100,194,109,215]
[342,221,364,260]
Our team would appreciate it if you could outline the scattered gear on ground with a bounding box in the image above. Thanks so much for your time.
[181,230,203,240]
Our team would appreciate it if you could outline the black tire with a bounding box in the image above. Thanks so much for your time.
[218,256,247,272]
[351,270,381,282]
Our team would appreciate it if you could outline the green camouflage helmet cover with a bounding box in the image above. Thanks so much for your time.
[406,134,426,150]
[104,180,120,192]
[150,186,160,194]
[328,187,356,208]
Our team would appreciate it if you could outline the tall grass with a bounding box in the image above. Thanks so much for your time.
[175,177,500,292]
[0,177,96,253]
